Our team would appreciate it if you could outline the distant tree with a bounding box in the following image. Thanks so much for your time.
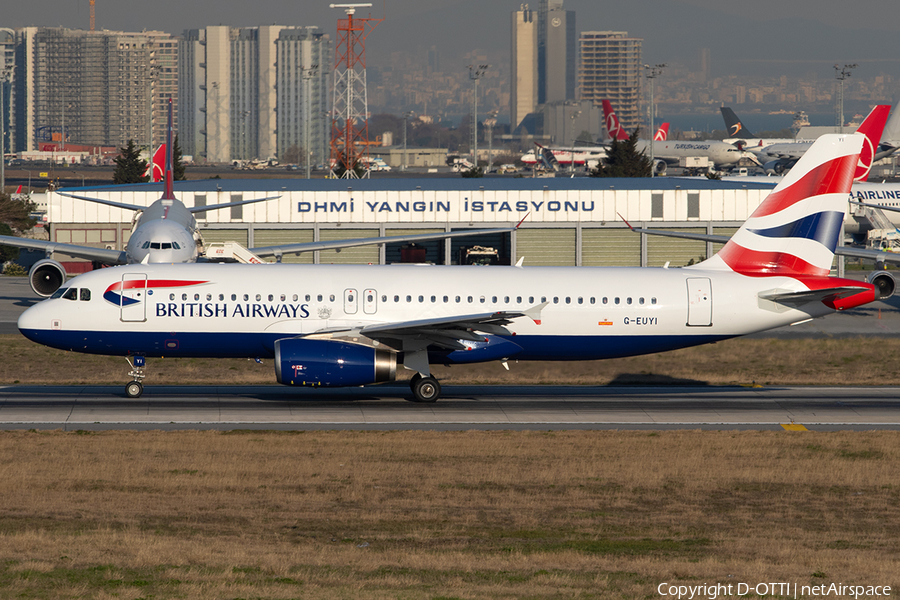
[575,130,594,144]
[589,129,651,178]
[460,166,483,178]
[113,140,149,184]
[282,144,301,165]
[0,192,37,235]
[173,135,186,181]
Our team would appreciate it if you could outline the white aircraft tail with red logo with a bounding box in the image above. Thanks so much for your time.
[653,123,669,141]
[601,99,630,141]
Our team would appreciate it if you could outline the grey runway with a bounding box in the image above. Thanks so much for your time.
[1,384,900,431]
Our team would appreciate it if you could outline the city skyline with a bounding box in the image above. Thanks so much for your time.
[4,0,900,83]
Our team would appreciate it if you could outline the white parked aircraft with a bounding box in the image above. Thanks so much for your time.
[18,134,889,402]
[601,100,747,173]
[1,100,513,297]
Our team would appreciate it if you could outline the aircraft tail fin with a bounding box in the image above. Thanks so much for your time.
[881,100,900,147]
[720,107,755,139]
[699,133,863,277]
[163,98,175,200]
[653,123,669,141]
[601,100,630,141]
[143,144,166,182]
[853,104,891,182]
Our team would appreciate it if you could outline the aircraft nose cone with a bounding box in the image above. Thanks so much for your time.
[17,302,48,343]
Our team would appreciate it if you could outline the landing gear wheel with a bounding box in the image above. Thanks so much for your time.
[125,381,143,398]
[411,376,441,403]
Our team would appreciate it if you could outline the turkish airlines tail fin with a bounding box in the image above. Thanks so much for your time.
[143,144,166,183]
[653,123,670,141]
[162,98,175,200]
[601,100,630,141]
[720,107,755,139]
[699,133,863,277]
[853,104,891,182]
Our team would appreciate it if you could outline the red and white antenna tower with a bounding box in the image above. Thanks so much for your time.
[329,3,382,178]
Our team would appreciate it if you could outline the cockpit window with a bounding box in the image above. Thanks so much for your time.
[172,241,181,249]
[161,243,172,249]
[62,288,78,301]
[80,289,91,301]
[141,241,151,249]
[50,287,68,299]
[150,242,161,249]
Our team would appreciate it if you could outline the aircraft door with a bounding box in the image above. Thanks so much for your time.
[686,277,712,327]
[120,274,148,322]
[344,288,358,315]
[363,289,377,314]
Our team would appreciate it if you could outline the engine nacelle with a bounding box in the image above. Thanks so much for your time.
[867,270,896,300]
[274,338,397,387]
[28,259,67,297]
[652,159,667,176]
[763,159,790,175]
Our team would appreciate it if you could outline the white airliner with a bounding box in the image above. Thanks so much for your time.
[0,100,513,297]
[601,100,747,173]
[18,134,890,403]
[753,104,897,175]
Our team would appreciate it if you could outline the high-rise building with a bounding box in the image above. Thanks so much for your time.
[578,31,643,133]
[510,5,538,131]
[541,2,575,103]
[11,27,177,153]
[180,25,330,164]
[0,28,14,157]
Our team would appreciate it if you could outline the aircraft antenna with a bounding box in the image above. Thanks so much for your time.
[329,3,383,179]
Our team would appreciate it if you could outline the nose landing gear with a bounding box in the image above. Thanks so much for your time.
[125,356,146,398]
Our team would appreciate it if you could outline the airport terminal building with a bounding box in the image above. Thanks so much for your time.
[46,178,778,270]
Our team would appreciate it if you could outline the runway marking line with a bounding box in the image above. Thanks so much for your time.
[781,423,809,431]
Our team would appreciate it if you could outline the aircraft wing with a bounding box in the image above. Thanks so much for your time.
[0,235,127,264]
[189,195,282,214]
[317,303,548,350]
[57,192,144,212]
[250,227,516,258]
[622,222,900,266]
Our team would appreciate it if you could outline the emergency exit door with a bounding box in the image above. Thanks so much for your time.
[686,277,712,327]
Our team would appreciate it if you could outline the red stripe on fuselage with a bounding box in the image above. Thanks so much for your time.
[106,279,208,292]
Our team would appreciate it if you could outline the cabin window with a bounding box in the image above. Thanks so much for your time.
[504,296,510,303]
[603,297,608,304]
[455,296,461,303]
[255,294,261,301]
[206,293,212,301]
[541,296,547,303]
[443,296,449,303]
[195,294,200,301]
[529,296,534,303]
[639,297,645,305]
[418,295,424,303]
[80,289,91,301]
[231,294,237,301]
[480,296,486,303]
[169,293,175,300]
[268,294,274,302]
[406,295,412,302]
[292,294,297,301]
[219,294,224,301]
[317,295,323,302]
[305,295,311,302]
[565,297,571,304]
[329,295,335,302]
[553,297,559,304]
[651,297,658,305]
[348,294,354,303]
[467,296,473,303]
[577,297,583,305]
[615,297,620,305]
[492,296,498,303]
[244,294,249,301]
[627,297,632,305]
[431,296,436,303]
[280,295,286,302]
[590,297,595,304]
[182,293,188,301]
[62,288,77,301]
[394,295,400,302]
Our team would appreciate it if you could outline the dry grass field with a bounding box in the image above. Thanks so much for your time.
[3,333,900,387]
[0,430,898,599]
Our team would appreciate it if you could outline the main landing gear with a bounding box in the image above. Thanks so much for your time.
[125,356,146,398]
[409,373,441,403]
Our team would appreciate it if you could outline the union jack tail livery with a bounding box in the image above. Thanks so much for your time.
[700,133,864,277]
[601,99,629,141]
[653,123,670,141]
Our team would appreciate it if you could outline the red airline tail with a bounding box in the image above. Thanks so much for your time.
[143,144,167,182]
[601,99,630,141]
[653,123,670,141]
[853,104,891,182]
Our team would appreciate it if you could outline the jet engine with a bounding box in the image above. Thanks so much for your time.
[28,259,67,297]
[867,270,896,300]
[763,159,791,175]
[652,160,667,176]
[274,338,397,387]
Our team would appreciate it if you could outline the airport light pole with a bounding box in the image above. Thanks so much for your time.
[403,110,414,171]
[484,111,498,173]
[302,64,319,179]
[644,63,666,177]
[834,64,857,134]
[468,64,489,167]
[569,109,581,173]
[0,66,11,194]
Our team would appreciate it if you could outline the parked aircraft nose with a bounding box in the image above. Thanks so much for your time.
[18,300,51,341]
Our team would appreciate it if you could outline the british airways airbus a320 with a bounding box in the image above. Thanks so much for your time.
[18,134,891,402]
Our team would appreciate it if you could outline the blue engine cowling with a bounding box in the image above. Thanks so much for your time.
[274,338,397,387]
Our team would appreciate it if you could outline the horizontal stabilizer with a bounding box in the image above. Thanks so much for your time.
[759,285,870,306]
